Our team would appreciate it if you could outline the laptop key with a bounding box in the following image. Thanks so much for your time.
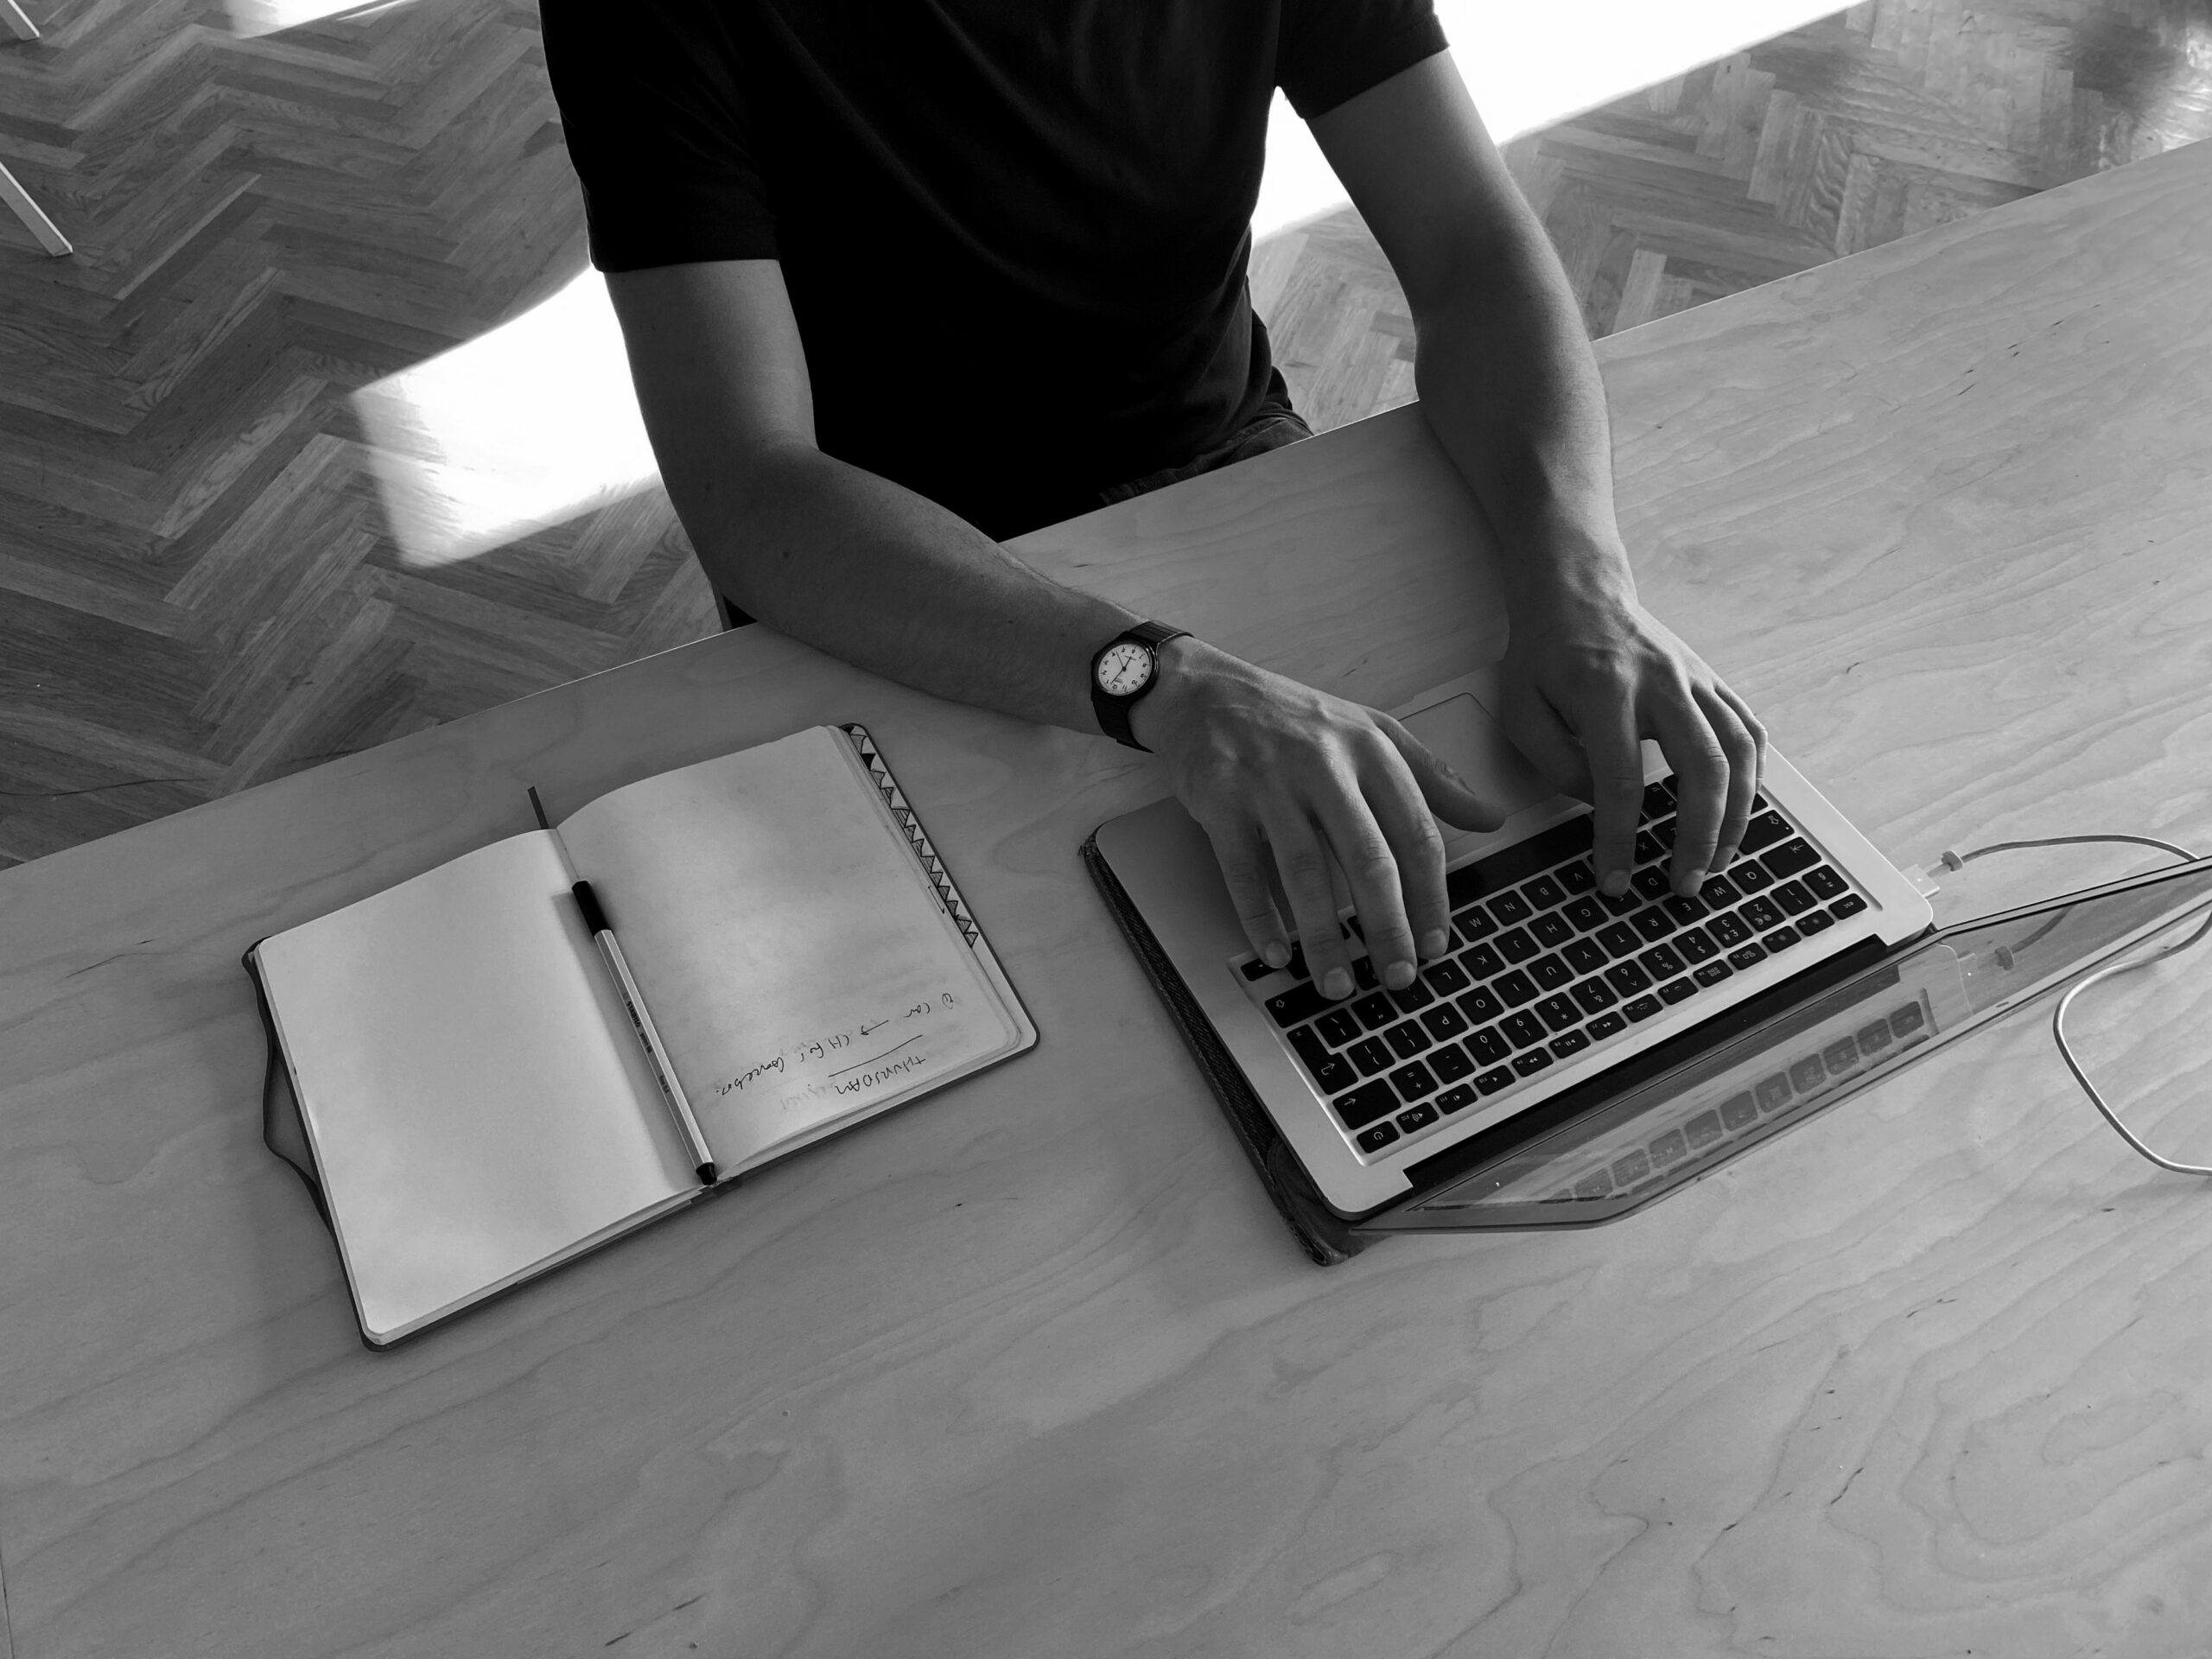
[1389,1063,1438,1103]
[1630,906,1676,942]
[1726,944,1768,971]
[1535,994,1580,1032]
[1333,1080,1399,1130]
[1489,892,1534,925]
[1355,1121,1400,1153]
[1763,838,1821,880]
[1638,943,1687,979]
[1732,862,1776,894]
[1495,969,1540,1007]
[1622,995,1662,1021]
[1658,977,1698,1005]
[1634,830,1665,865]
[1720,1091,1759,1129]
[1599,886,1643,916]
[1512,1049,1554,1077]
[1474,1065,1516,1095]
[1674,927,1718,963]
[1459,942,1503,977]
[1550,1028,1591,1058]
[1770,880,1815,916]
[1631,867,1671,900]
[1738,896,1783,931]
[1604,961,1653,996]
[1265,982,1334,1027]
[1501,1011,1548,1047]
[1762,926,1802,953]
[1830,894,1868,920]
[1529,954,1573,990]
[1422,958,1472,995]
[1596,921,1641,958]
[1387,977,1436,1014]
[1436,1083,1478,1114]
[1643,780,1675,818]
[1457,986,1505,1025]
[1289,1025,1337,1073]
[1428,1042,1476,1083]
[1453,904,1497,940]
[1347,1037,1395,1075]
[1352,992,1397,1030]
[1556,858,1597,893]
[1587,1011,1626,1039]
[1522,874,1567,910]
[1563,938,1608,975]
[1315,1007,1363,1047]
[1699,873,1742,908]
[1662,893,1708,925]
[1353,956,1381,989]
[1803,866,1848,900]
[1421,1003,1470,1041]
[1738,810,1792,855]
[1466,1027,1511,1064]
[1497,927,1541,963]
[1561,896,1607,931]
[1383,1020,1432,1059]
[1706,912,1751,947]
[1694,960,1733,987]
[1395,1103,1439,1132]
[1797,909,1835,937]
[1529,912,1574,948]
[1569,978,1617,1014]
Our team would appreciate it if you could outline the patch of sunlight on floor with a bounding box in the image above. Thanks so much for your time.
[1253,0,1847,238]
[225,0,416,37]
[353,268,660,569]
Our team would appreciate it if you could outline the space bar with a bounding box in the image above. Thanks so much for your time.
[1445,814,1595,909]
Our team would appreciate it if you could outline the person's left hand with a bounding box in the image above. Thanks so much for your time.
[1492,558,1766,904]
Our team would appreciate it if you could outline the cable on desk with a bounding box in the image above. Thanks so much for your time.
[1938,833,2212,1178]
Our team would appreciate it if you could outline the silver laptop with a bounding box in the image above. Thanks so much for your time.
[1088,667,1935,1229]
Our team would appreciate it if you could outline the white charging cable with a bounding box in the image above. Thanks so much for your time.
[1938,835,2212,1177]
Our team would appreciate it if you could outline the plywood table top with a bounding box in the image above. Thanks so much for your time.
[3,139,2211,1658]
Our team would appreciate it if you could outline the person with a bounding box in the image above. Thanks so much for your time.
[539,0,1765,1008]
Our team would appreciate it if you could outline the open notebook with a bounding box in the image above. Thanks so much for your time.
[247,725,1035,1348]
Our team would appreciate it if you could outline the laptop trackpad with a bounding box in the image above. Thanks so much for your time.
[1398,692,1556,830]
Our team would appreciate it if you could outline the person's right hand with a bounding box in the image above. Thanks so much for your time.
[1128,637,1506,1001]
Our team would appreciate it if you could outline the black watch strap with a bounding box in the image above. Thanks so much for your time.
[1090,620,1190,753]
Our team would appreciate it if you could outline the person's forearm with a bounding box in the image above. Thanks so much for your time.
[693,437,1138,734]
[1408,219,1632,610]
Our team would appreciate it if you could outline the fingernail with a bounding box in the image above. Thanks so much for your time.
[1323,969,1354,999]
[1601,869,1630,898]
[1383,958,1415,990]
[1419,928,1447,959]
[1263,942,1289,969]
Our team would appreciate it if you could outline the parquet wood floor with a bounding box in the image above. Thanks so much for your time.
[2,0,2209,866]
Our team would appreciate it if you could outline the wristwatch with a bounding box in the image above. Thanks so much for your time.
[1090,620,1190,752]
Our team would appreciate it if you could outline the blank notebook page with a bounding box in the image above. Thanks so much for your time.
[556,726,1022,1171]
[256,832,697,1343]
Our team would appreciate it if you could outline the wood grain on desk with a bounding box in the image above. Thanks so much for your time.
[4,140,2212,1657]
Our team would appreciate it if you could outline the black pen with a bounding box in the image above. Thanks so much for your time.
[530,786,717,1186]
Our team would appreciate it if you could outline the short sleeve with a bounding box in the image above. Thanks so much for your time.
[540,0,779,272]
[1276,0,1448,120]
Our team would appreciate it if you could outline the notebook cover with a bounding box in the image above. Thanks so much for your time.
[1079,831,1363,1266]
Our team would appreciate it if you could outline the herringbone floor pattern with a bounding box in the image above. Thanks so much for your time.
[2,0,2209,865]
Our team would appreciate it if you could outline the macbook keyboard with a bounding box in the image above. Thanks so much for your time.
[1239,778,1870,1160]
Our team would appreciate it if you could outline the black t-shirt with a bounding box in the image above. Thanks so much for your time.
[542,0,1446,539]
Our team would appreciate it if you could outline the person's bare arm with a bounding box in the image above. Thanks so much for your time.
[1311,53,1766,899]
[607,261,1499,999]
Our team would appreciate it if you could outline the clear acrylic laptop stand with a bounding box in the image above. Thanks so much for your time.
[1362,854,2212,1233]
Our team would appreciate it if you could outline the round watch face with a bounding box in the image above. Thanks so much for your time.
[1096,640,1154,697]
